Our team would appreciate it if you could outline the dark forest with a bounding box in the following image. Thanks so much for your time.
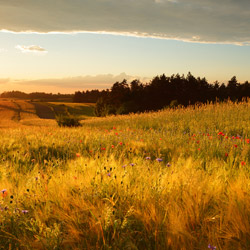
[74,73,250,116]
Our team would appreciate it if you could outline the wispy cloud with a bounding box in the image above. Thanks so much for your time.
[15,45,47,54]
[11,73,150,89]
[0,0,250,44]
[0,73,150,93]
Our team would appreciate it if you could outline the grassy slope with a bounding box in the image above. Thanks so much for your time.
[0,101,249,249]
[0,99,96,128]
[46,102,96,119]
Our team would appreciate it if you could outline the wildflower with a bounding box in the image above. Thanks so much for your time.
[111,145,115,148]
[1,189,7,198]
[166,162,171,167]
[156,158,163,162]
[76,153,81,157]
[225,153,229,157]
[107,173,111,177]
[130,163,135,166]
[119,142,123,145]
[246,139,250,143]
[145,156,151,160]
[21,210,29,214]
[241,161,246,166]
[234,144,238,148]
[198,148,201,151]
[208,244,216,250]
[101,147,106,151]
[122,165,127,168]
[80,140,82,143]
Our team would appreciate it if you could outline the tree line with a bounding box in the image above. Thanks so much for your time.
[74,72,250,116]
[0,91,73,101]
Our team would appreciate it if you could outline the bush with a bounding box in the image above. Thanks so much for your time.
[55,115,81,127]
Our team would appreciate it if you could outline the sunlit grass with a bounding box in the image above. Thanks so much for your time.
[0,101,250,249]
[47,102,96,119]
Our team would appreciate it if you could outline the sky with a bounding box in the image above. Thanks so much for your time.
[1,0,250,93]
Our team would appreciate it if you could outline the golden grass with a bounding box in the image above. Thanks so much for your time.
[0,101,249,249]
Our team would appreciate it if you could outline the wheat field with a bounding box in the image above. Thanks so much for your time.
[0,100,249,249]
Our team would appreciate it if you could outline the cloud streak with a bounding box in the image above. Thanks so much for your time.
[15,45,47,54]
[0,73,150,91]
[0,0,250,44]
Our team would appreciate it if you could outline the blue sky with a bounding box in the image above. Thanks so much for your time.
[1,0,250,93]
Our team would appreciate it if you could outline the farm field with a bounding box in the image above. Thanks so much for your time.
[0,101,250,249]
[0,99,96,128]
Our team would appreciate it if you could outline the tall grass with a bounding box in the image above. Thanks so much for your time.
[0,101,250,249]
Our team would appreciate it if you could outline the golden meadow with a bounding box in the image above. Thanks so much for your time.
[0,100,250,249]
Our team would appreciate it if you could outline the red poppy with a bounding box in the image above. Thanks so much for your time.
[241,161,246,166]
[1,189,7,198]
[76,153,81,157]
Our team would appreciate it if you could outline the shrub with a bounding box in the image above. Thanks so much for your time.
[55,115,81,127]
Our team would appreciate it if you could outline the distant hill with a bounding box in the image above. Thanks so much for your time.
[0,98,95,127]
[0,91,74,102]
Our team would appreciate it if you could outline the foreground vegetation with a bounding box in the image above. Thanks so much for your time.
[0,101,250,249]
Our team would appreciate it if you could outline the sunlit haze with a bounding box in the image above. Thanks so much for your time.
[1,0,250,93]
